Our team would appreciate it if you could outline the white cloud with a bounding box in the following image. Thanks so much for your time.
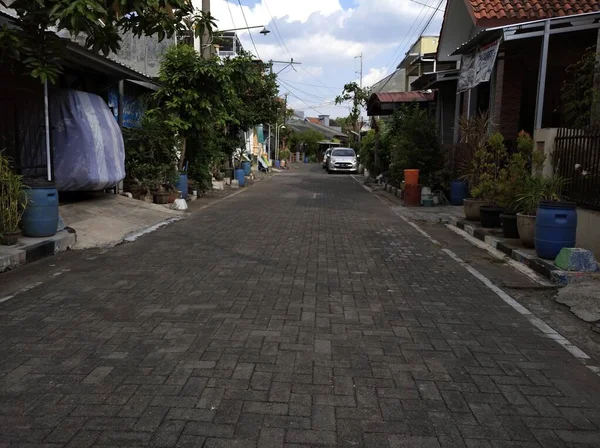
[191,0,445,117]
[363,67,389,88]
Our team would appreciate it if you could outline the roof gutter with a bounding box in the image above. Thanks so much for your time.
[451,11,600,56]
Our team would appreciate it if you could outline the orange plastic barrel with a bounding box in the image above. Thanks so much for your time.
[404,184,422,207]
[404,169,420,185]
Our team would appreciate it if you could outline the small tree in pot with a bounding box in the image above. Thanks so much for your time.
[469,133,507,228]
[515,176,565,248]
[458,112,494,221]
[496,131,541,238]
[0,152,28,245]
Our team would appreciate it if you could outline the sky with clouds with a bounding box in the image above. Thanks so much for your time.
[192,0,445,119]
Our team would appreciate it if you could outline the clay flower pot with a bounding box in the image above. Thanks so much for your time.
[517,213,536,248]
[463,198,488,221]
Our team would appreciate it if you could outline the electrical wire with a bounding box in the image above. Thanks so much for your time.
[225,0,237,30]
[382,1,430,72]
[263,0,292,59]
[278,79,331,102]
[286,91,325,115]
[279,79,343,90]
[236,0,260,59]
[378,0,444,93]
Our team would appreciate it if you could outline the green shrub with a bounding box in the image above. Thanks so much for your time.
[384,104,441,186]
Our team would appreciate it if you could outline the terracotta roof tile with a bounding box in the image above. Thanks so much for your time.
[467,0,599,24]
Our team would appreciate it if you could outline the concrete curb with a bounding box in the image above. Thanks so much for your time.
[0,229,77,273]
[448,217,593,286]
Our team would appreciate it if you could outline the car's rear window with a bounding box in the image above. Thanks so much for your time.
[332,149,355,157]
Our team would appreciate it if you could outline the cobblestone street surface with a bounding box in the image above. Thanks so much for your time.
[2,166,600,447]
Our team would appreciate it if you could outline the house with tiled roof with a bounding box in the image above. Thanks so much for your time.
[413,0,600,148]
[418,1,600,257]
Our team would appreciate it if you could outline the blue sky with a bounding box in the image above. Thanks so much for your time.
[194,0,445,119]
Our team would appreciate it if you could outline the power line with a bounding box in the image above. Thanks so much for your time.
[378,0,444,93]
[300,66,338,93]
[236,0,260,59]
[393,0,443,70]
[225,1,237,30]
[279,79,343,90]
[286,91,325,115]
[382,1,430,72]
[263,0,292,59]
[278,79,332,102]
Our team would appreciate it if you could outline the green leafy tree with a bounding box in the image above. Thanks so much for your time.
[384,104,441,186]
[470,132,507,203]
[289,130,324,156]
[335,82,368,137]
[154,44,232,169]
[224,52,279,129]
[0,0,193,83]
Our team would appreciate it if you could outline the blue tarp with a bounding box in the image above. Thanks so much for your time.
[51,89,125,191]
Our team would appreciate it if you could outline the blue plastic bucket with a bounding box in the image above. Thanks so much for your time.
[275,160,281,169]
[304,157,309,163]
[21,182,59,237]
[450,180,468,206]
[242,161,251,176]
[535,200,577,259]
[235,168,246,187]
[175,173,188,199]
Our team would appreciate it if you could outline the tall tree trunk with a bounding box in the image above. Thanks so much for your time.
[179,137,187,171]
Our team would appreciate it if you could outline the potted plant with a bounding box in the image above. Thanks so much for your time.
[532,176,573,259]
[458,113,495,221]
[279,148,291,169]
[468,133,507,227]
[515,176,566,249]
[0,152,28,245]
[151,165,178,204]
[497,132,529,237]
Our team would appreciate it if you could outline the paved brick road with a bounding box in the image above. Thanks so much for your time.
[2,166,600,447]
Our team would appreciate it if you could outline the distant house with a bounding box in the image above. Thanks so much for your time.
[369,36,456,96]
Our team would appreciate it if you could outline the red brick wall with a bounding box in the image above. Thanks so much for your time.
[498,30,597,139]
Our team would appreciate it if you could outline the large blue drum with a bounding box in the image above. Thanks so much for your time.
[450,180,468,206]
[535,200,577,259]
[235,168,246,187]
[242,161,251,176]
[22,182,59,237]
[176,173,188,199]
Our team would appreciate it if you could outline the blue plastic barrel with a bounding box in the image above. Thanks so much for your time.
[176,173,188,199]
[304,157,309,163]
[21,183,59,237]
[450,180,468,206]
[235,168,246,187]
[242,161,251,176]
[535,200,577,259]
[275,160,281,169]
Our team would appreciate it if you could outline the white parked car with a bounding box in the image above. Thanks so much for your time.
[327,148,358,174]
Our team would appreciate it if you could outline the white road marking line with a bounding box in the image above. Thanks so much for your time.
[445,224,551,286]
[352,175,599,374]
[0,282,43,304]
[124,217,184,242]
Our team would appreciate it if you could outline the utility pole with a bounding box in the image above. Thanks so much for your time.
[356,52,363,88]
[201,0,211,59]
[355,53,364,148]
